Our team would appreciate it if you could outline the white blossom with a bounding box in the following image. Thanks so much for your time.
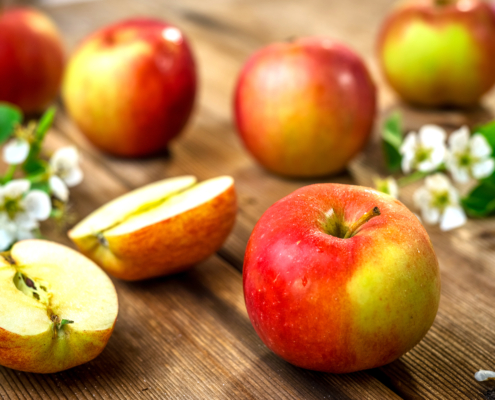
[49,147,83,201]
[413,173,466,231]
[373,176,399,199]
[446,126,495,183]
[2,138,30,165]
[400,125,447,174]
[0,179,51,251]
[475,370,495,382]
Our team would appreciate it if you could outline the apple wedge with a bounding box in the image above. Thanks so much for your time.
[0,240,118,374]
[69,176,237,281]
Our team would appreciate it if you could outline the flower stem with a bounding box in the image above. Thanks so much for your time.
[397,171,429,187]
[343,207,381,239]
[27,172,50,184]
[1,165,16,184]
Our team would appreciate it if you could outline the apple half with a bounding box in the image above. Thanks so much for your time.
[0,240,118,373]
[69,176,237,281]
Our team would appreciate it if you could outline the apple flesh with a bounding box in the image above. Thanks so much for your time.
[0,7,65,114]
[0,240,118,374]
[243,183,441,373]
[378,0,495,107]
[234,37,376,177]
[62,18,196,157]
[69,176,237,281]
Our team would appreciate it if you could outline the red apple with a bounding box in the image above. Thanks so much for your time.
[234,38,376,177]
[0,7,65,114]
[62,18,197,157]
[243,183,441,373]
[378,0,495,107]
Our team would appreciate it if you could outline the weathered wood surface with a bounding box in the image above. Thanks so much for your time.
[1,0,495,398]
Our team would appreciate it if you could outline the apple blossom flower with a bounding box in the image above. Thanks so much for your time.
[413,173,466,231]
[446,126,495,183]
[400,125,447,174]
[49,146,83,202]
[373,176,399,198]
[475,370,495,382]
[2,138,30,165]
[0,179,51,251]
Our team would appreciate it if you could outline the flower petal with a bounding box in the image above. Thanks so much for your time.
[448,126,470,152]
[449,164,470,184]
[22,190,52,221]
[421,206,441,225]
[440,206,467,231]
[16,229,35,241]
[14,212,38,230]
[400,132,417,155]
[413,187,431,209]
[401,153,414,174]
[425,173,451,192]
[3,139,30,165]
[63,167,83,187]
[0,228,15,251]
[50,146,79,172]
[470,134,493,159]
[472,158,495,180]
[49,176,69,202]
[386,177,399,199]
[3,179,30,198]
[429,144,446,167]
[419,125,447,146]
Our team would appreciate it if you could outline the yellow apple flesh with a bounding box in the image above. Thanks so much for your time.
[0,240,118,374]
[69,176,237,281]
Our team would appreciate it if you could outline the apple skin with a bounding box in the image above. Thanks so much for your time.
[62,18,197,157]
[243,184,441,373]
[234,37,376,177]
[378,0,495,107]
[0,8,65,114]
[69,183,237,281]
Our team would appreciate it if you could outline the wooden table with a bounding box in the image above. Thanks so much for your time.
[2,0,495,398]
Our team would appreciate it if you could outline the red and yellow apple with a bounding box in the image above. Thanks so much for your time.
[69,176,237,281]
[234,37,376,177]
[0,7,65,114]
[62,18,197,157]
[243,183,441,373]
[378,0,495,107]
[0,240,118,373]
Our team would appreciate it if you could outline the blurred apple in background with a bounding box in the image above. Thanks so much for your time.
[243,183,441,373]
[0,8,65,114]
[378,0,495,107]
[62,18,197,157]
[234,37,376,178]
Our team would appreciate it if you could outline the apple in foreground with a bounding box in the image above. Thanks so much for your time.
[62,18,196,157]
[0,240,118,373]
[69,176,237,281]
[234,37,376,177]
[243,183,441,373]
[378,0,495,107]
[0,7,65,114]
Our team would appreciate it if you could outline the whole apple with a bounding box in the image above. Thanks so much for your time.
[0,8,65,114]
[378,0,495,107]
[62,18,197,157]
[243,183,441,373]
[234,37,376,178]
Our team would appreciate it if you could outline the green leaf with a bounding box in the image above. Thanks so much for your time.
[382,112,403,172]
[474,121,495,156]
[23,158,48,175]
[462,180,495,218]
[0,103,22,144]
[30,181,50,194]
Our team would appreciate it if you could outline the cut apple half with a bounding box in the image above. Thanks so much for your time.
[69,175,237,281]
[0,240,118,374]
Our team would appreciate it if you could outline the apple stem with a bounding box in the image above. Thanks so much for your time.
[435,0,456,6]
[343,207,381,239]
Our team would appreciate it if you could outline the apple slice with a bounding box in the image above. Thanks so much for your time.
[0,240,118,374]
[69,176,237,281]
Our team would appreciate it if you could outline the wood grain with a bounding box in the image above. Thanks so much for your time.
[1,0,495,398]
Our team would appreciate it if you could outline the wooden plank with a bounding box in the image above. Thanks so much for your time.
[0,128,400,399]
